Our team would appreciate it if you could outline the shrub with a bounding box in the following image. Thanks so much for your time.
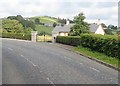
[1,33,31,40]
[80,34,119,58]
[56,36,81,46]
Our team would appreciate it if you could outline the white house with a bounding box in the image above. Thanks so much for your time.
[89,19,105,35]
[52,20,74,43]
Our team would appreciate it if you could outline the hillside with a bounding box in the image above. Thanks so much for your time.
[28,16,59,35]
[35,25,53,35]
[29,16,58,23]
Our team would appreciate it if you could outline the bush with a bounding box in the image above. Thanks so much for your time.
[56,36,81,46]
[1,33,31,40]
[80,34,119,58]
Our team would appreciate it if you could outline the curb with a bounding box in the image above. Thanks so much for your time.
[55,43,120,71]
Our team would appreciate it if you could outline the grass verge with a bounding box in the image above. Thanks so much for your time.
[74,46,119,68]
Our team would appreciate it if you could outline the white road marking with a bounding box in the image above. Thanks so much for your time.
[20,54,24,57]
[46,77,55,85]
[8,48,13,51]
[79,62,83,65]
[90,67,100,72]
[20,54,37,67]
[28,60,37,67]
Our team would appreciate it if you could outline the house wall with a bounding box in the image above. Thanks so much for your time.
[52,32,69,43]
[59,32,68,36]
[95,25,105,35]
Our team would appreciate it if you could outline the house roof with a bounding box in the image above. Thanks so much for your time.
[53,23,104,34]
[89,23,99,32]
[52,24,74,33]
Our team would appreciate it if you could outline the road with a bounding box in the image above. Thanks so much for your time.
[2,38,118,84]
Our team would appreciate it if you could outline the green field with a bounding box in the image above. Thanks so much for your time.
[30,16,58,23]
[35,25,53,35]
[29,16,57,35]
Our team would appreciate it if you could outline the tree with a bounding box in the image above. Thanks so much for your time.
[53,22,57,27]
[101,23,107,28]
[69,13,89,36]
[108,25,117,30]
[2,19,24,33]
[104,29,113,35]
[21,20,36,30]
[7,15,36,30]
[57,18,66,25]
[35,18,40,24]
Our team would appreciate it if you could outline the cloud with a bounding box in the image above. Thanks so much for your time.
[0,0,119,26]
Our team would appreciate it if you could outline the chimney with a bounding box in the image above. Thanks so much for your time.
[97,19,102,25]
[66,19,70,25]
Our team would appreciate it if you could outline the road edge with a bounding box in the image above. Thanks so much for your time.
[54,43,120,71]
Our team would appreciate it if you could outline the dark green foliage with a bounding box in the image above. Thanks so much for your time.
[1,33,31,40]
[69,13,89,36]
[104,29,113,35]
[53,22,57,27]
[56,36,81,46]
[7,15,36,30]
[80,34,118,58]
[101,23,107,28]
[56,34,118,58]
[57,18,66,25]
[35,18,40,24]
[108,25,117,30]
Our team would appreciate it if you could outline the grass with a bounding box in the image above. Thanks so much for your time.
[37,35,52,42]
[30,16,58,23]
[74,46,119,68]
[39,16,58,23]
[35,25,53,35]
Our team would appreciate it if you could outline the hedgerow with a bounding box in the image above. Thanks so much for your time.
[80,34,118,58]
[56,36,81,46]
[56,34,119,58]
[1,33,31,40]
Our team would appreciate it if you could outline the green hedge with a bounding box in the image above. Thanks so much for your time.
[1,33,31,40]
[56,36,81,46]
[56,34,119,58]
[80,34,119,58]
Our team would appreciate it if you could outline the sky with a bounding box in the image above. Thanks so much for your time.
[0,0,119,26]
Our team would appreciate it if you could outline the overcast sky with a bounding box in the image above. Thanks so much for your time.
[0,0,119,26]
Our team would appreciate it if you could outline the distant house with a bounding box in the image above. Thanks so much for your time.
[44,23,53,27]
[52,20,74,42]
[52,19,106,42]
[89,19,105,35]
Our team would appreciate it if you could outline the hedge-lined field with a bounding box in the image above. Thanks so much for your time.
[56,34,119,58]
[1,33,31,40]
[56,36,81,46]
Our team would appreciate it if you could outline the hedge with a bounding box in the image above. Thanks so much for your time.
[80,34,119,58]
[56,34,119,58]
[56,36,81,46]
[1,33,31,40]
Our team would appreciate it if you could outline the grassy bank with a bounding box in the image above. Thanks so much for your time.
[74,46,119,68]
